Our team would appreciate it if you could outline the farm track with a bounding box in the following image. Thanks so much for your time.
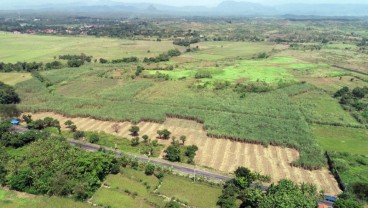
[332,65,368,76]
[30,112,341,196]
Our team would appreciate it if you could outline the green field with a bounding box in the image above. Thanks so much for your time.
[2,32,368,170]
[90,168,222,208]
[312,125,368,155]
[291,89,361,126]
[2,16,368,207]
[0,189,92,208]
[158,174,222,208]
[329,152,368,185]
[0,32,178,63]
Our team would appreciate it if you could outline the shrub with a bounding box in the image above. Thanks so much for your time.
[0,82,20,104]
[89,133,99,144]
[99,58,108,64]
[73,131,85,140]
[67,59,84,68]
[145,163,155,175]
[195,70,212,79]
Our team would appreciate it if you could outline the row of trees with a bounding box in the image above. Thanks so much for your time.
[334,86,368,123]
[143,49,181,64]
[173,38,200,47]
[0,61,43,72]
[0,59,82,72]
[59,53,93,63]
[217,167,319,208]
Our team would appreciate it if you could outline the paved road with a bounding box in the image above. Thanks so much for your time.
[68,140,232,181]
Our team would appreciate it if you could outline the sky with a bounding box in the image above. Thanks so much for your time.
[3,0,368,7]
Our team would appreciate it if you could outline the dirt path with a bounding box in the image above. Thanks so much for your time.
[29,112,341,196]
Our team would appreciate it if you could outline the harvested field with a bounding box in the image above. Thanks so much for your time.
[29,112,341,196]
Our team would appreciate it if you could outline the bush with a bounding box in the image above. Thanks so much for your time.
[99,58,108,64]
[89,134,99,143]
[73,131,85,140]
[165,200,181,208]
[334,198,363,208]
[164,145,181,162]
[0,82,20,104]
[145,163,155,175]
[195,70,212,79]
[167,49,181,57]
[131,137,140,146]
[67,59,84,68]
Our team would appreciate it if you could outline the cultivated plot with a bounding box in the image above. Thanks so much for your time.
[30,112,341,196]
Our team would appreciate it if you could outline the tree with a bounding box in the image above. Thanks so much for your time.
[165,200,181,208]
[22,114,33,124]
[171,136,179,146]
[131,137,140,146]
[8,168,34,192]
[238,187,264,208]
[0,82,20,104]
[67,59,84,68]
[73,131,85,140]
[334,198,363,208]
[64,120,74,128]
[89,134,99,144]
[70,124,77,132]
[164,145,181,162]
[352,182,368,201]
[217,183,238,208]
[129,126,140,136]
[258,179,318,208]
[99,58,108,64]
[142,135,149,143]
[352,87,367,99]
[152,140,158,146]
[29,119,45,130]
[334,86,350,97]
[157,129,171,139]
[185,145,198,164]
[145,163,155,175]
[167,49,181,57]
[180,135,186,145]
[112,123,120,133]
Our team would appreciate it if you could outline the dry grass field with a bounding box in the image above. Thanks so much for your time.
[0,72,32,86]
[29,112,341,196]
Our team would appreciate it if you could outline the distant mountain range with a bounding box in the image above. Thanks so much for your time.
[2,0,368,17]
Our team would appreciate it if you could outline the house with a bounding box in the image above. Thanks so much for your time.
[10,119,20,125]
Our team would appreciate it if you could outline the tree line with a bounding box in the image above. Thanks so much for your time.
[0,118,120,200]
[334,86,368,123]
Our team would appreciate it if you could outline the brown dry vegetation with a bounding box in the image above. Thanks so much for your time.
[29,112,341,196]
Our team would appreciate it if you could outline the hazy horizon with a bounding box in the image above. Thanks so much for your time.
[3,0,368,7]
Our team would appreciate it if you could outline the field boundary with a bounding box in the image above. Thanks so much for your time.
[325,151,346,191]
[332,65,368,76]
